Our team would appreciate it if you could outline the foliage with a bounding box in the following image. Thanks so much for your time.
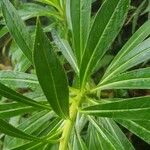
[0,0,150,149]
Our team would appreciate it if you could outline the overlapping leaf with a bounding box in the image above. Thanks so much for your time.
[1,0,33,63]
[93,67,150,91]
[80,0,130,88]
[117,120,150,144]
[34,20,69,118]
[0,71,39,89]
[67,0,92,65]
[102,20,150,82]
[81,96,150,120]
[0,82,50,110]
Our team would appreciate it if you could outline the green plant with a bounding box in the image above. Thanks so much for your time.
[0,0,150,149]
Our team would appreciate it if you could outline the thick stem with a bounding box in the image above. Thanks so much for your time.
[59,94,82,150]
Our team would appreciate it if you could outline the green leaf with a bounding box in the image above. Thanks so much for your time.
[93,67,150,91]
[73,133,88,150]
[0,71,39,89]
[117,120,150,144]
[67,0,92,64]
[81,96,150,120]
[1,0,33,63]
[0,119,41,141]
[98,118,134,150]
[0,82,50,110]
[0,102,37,118]
[18,3,60,20]
[102,20,150,81]
[34,20,69,118]
[52,30,79,74]
[4,111,58,150]
[80,0,130,88]
[11,141,45,150]
[88,117,128,150]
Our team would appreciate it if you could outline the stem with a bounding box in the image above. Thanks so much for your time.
[59,94,82,150]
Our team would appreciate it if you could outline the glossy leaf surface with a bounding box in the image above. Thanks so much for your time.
[34,20,69,118]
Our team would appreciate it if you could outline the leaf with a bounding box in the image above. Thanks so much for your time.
[4,111,57,150]
[0,119,41,141]
[18,3,60,20]
[1,0,33,63]
[93,67,150,91]
[0,82,50,110]
[9,40,32,72]
[80,0,130,88]
[52,30,79,74]
[81,96,150,120]
[117,120,150,144]
[98,118,134,150]
[88,117,128,150]
[33,20,69,118]
[67,0,92,64]
[0,71,39,89]
[102,20,150,81]
[0,26,8,39]
[73,133,88,150]
[11,141,45,150]
[0,102,37,118]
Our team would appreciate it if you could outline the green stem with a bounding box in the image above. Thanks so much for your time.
[59,94,82,150]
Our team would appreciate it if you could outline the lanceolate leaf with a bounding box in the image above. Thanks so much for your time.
[52,31,79,74]
[0,82,50,110]
[1,0,33,63]
[93,68,150,91]
[67,0,92,64]
[80,0,130,88]
[101,38,150,83]
[88,117,128,150]
[103,20,150,80]
[81,96,150,120]
[0,71,39,89]
[0,102,37,118]
[0,119,41,141]
[98,118,134,150]
[117,120,150,144]
[34,20,69,118]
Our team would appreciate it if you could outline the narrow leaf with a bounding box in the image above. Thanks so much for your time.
[68,0,92,64]
[88,117,127,150]
[93,67,150,91]
[52,30,79,74]
[34,20,69,118]
[81,96,150,120]
[0,102,37,118]
[0,71,39,89]
[1,0,33,62]
[80,0,130,88]
[0,82,50,110]
[117,120,150,144]
[103,20,150,80]
[0,119,41,141]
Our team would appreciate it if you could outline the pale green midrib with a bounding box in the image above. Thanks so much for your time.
[0,106,33,113]
[60,39,79,73]
[0,78,38,84]
[82,107,150,114]
[0,88,49,110]
[104,22,150,77]
[92,77,150,91]
[42,42,67,118]
[89,117,118,150]
[105,119,125,150]
[127,120,150,135]
[3,1,32,62]
[81,0,123,88]
[99,47,150,84]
